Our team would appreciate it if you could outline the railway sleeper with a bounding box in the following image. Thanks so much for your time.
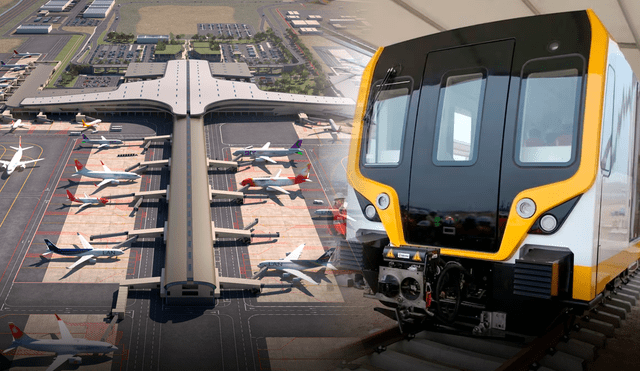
[361,348,454,371]
[618,287,640,299]
[611,292,637,306]
[554,338,596,362]
[578,317,616,337]
[589,310,622,328]
[417,331,520,359]
[538,350,585,371]
[390,338,504,371]
[597,303,627,319]
[569,327,607,348]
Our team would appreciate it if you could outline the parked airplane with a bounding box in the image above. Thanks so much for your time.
[0,77,17,82]
[2,119,26,131]
[72,159,141,190]
[328,119,341,133]
[0,136,44,175]
[0,83,12,88]
[14,49,40,57]
[3,314,118,371]
[254,243,336,285]
[240,163,311,195]
[66,190,109,211]
[81,133,123,149]
[80,119,101,132]
[42,233,124,269]
[232,140,303,163]
[0,61,28,71]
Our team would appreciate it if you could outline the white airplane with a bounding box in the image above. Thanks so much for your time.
[81,133,123,149]
[66,190,109,211]
[2,119,27,131]
[0,77,17,82]
[80,119,101,132]
[254,244,336,285]
[0,83,12,88]
[232,139,303,164]
[42,233,124,269]
[239,163,311,195]
[72,159,141,190]
[0,136,44,175]
[3,314,118,371]
[0,61,28,71]
[14,49,40,57]
[328,119,342,133]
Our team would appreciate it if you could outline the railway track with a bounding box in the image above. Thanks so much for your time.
[335,267,640,371]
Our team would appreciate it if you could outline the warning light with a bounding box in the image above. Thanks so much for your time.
[386,249,395,259]
[412,251,422,262]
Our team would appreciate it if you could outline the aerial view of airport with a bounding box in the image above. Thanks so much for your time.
[2,0,640,370]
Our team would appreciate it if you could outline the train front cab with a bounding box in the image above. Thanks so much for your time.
[347,10,640,333]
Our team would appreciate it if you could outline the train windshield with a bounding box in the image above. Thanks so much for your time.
[364,80,412,165]
[515,56,584,165]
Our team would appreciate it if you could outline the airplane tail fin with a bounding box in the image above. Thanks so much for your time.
[66,190,77,202]
[315,248,335,263]
[13,50,18,55]
[290,139,303,149]
[44,239,62,253]
[7,323,33,343]
[0,61,5,66]
[82,133,89,140]
[74,159,85,172]
[295,163,312,178]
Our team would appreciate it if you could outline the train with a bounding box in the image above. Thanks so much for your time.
[346,9,640,334]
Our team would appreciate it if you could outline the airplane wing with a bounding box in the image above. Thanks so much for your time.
[261,142,271,149]
[282,268,318,285]
[19,158,44,166]
[47,354,75,371]
[266,186,289,195]
[67,254,94,270]
[274,169,282,178]
[96,178,115,189]
[0,160,9,167]
[258,156,276,164]
[78,203,91,211]
[101,162,111,172]
[77,233,93,250]
[55,314,73,341]
[101,136,107,140]
[284,244,305,261]
[98,143,110,149]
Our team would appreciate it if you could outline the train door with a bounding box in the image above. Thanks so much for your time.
[597,44,634,292]
[405,40,514,252]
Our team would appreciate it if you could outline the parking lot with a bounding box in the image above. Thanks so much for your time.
[220,40,284,64]
[197,23,256,38]
[65,16,100,27]
[90,44,144,64]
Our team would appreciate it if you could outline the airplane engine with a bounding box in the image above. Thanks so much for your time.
[282,273,291,279]
[17,165,25,172]
[68,356,82,365]
[292,277,301,283]
[89,258,97,264]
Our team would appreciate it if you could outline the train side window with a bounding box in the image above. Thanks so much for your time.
[433,72,485,165]
[515,56,584,166]
[363,79,412,165]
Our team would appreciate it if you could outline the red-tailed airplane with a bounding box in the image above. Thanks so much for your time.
[240,163,311,195]
[66,190,109,211]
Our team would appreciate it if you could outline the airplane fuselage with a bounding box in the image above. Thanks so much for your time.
[5,148,24,174]
[15,339,116,355]
[51,247,123,258]
[252,178,295,187]
[258,260,335,271]
[80,170,140,181]
[239,148,300,157]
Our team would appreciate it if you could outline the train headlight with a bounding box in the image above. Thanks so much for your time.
[540,214,558,232]
[516,198,536,219]
[364,204,378,220]
[376,193,390,210]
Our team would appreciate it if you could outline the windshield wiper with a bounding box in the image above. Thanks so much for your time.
[363,67,396,125]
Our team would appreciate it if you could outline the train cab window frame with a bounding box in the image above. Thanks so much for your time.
[432,69,487,166]
[362,77,413,167]
[514,55,586,167]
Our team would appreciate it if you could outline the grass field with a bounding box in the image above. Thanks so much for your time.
[116,0,280,35]
[64,26,96,34]
[47,35,85,88]
[0,38,23,53]
[155,44,182,55]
